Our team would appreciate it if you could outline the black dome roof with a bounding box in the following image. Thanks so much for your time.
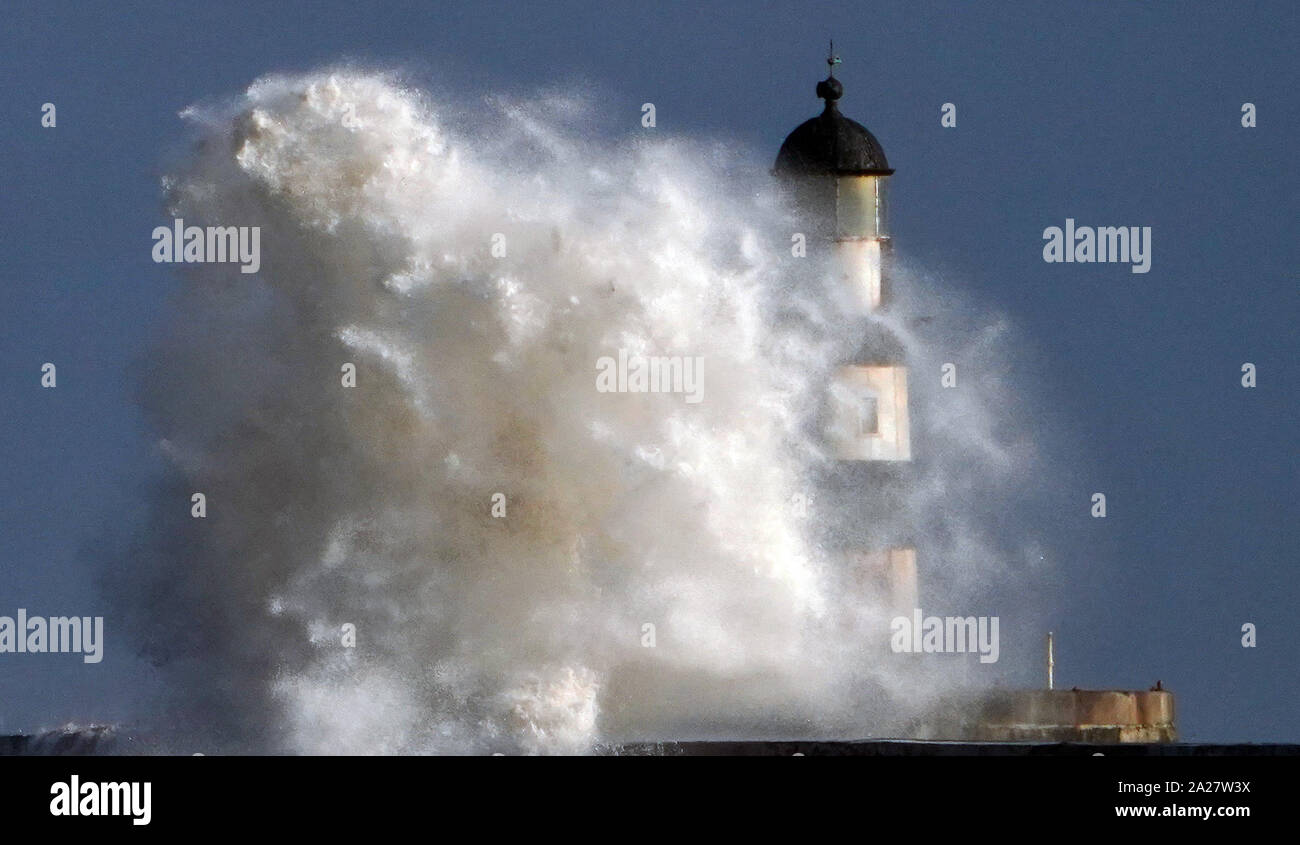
[774,73,892,176]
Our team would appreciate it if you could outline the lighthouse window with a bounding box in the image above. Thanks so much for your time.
[858,394,879,436]
[835,176,882,239]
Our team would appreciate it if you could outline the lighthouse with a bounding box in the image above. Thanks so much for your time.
[775,48,916,618]
[772,52,1176,745]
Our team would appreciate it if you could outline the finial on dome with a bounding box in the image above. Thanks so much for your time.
[816,41,844,106]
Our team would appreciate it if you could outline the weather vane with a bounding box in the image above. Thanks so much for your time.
[827,40,842,74]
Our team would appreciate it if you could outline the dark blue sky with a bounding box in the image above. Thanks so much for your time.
[1,1,1295,742]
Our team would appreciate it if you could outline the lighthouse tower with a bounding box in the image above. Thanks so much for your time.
[773,56,1176,747]
[775,50,917,617]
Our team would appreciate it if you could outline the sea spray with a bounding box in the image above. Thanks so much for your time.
[119,69,1043,753]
